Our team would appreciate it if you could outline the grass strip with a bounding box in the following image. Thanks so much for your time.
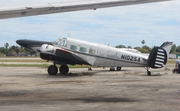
[0,60,46,62]
[0,58,175,68]
[0,64,89,68]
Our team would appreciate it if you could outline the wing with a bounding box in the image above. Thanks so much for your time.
[55,48,90,65]
[0,0,171,19]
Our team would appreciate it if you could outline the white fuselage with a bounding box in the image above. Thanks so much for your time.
[69,38,148,67]
[41,38,149,67]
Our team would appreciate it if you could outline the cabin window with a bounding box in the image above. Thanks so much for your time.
[70,45,77,51]
[79,47,87,53]
[89,48,96,54]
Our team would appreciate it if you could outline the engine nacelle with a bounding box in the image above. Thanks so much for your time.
[39,44,73,61]
[40,44,55,55]
[148,47,167,69]
[39,44,56,60]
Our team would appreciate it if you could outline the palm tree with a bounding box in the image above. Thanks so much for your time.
[141,40,145,47]
[4,43,9,49]
[4,43,9,56]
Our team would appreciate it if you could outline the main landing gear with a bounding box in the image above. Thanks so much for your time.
[110,66,122,71]
[47,65,69,75]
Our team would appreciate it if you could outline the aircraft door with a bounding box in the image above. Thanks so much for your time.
[85,46,97,65]
[94,46,107,66]
[105,48,118,66]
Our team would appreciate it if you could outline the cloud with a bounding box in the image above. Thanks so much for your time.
[0,0,180,48]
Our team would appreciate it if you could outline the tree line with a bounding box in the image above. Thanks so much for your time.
[0,41,179,56]
[115,45,151,53]
[116,44,180,54]
[116,40,180,54]
[0,43,36,56]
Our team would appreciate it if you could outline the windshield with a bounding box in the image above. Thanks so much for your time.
[52,38,67,47]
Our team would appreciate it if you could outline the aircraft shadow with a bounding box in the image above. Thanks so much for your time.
[0,97,138,106]
[47,69,164,78]
[69,96,138,103]
[54,71,104,78]
[139,73,163,76]
[53,69,129,78]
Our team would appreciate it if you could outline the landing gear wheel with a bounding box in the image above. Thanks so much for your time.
[60,65,69,74]
[48,65,58,75]
[147,71,151,76]
[145,67,151,76]
[117,67,121,71]
[88,66,92,71]
[110,67,115,71]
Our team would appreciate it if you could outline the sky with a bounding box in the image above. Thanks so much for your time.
[0,0,179,48]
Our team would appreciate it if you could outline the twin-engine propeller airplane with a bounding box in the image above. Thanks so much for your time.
[0,0,173,75]
[16,38,173,76]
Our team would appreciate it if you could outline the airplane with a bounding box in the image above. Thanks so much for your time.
[0,0,173,75]
[16,38,173,76]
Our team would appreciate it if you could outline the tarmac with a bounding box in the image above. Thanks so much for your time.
[0,64,180,111]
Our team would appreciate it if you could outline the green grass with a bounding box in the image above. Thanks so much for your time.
[0,63,89,68]
[0,57,176,68]
[0,64,49,68]
[167,60,176,64]
[0,59,46,62]
[164,67,171,71]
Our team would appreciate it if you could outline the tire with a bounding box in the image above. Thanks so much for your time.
[60,65,69,74]
[110,67,115,71]
[147,71,151,76]
[117,67,121,71]
[48,65,58,75]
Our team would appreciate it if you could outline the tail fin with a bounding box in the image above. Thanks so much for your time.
[160,42,173,58]
[148,42,173,69]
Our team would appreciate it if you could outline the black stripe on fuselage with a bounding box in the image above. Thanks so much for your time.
[62,48,148,66]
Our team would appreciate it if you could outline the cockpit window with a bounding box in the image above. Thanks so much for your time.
[52,38,67,47]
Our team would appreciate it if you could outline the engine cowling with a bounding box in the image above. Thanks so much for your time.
[39,44,56,60]
[148,47,167,69]
[40,44,55,55]
[39,44,74,61]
